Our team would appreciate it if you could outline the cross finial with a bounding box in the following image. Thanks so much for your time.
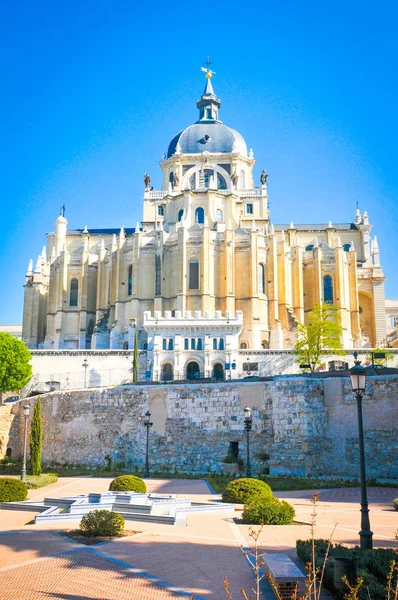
[201,56,216,79]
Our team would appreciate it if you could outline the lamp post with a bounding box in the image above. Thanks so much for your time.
[143,410,153,478]
[82,357,89,388]
[21,403,30,482]
[244,406,252,478]
[349,354,373,549]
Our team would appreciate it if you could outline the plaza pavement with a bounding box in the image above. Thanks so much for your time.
[0,477,397,599]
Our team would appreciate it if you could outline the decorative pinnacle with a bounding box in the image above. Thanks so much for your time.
[201,56,216,79]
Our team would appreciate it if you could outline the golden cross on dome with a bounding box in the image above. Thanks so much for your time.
[201,56,216,79]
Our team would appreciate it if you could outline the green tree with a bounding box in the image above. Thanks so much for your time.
[29,397,42,475]
[0,333,32,393]
[294,303,345,372]
[133,331,139,383]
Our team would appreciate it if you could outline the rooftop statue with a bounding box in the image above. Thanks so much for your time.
[260,170,268,185]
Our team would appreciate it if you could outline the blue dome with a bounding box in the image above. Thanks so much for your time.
[167,122,247,158]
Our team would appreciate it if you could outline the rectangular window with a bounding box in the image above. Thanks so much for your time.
[188,260,199,290]
[243,362,259,372]
[394,317,398,327]
[246,203,253,215]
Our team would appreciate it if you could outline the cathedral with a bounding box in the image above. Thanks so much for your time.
[22,68,387,381]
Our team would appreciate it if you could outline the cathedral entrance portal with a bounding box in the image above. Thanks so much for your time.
[212,363,224,380]
[186,361,200,380]
[162,363,173,382]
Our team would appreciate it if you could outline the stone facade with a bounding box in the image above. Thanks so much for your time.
[4,376,398,479]
[22,70,387,382]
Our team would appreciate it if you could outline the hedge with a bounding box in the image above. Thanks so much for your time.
[109,475,146,493]
[80,510,124,536]
[0,478,28,502]
[296,539,397,600]
[242,496,295,524]
[222,478,272,504]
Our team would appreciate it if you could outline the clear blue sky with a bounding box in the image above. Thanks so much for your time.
[1,0,397,324]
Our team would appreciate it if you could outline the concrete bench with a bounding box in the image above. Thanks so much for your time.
[263,553,305,599]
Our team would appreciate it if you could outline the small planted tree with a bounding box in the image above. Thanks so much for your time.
[133,330,139,383]
[0,333,32,393]
[30,397,42,475]
[294,303,345,372]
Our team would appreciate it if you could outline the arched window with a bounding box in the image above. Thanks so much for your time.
[168,338,174,350]
[69,279,78,307]
[216,209,223,223]
[240,342,248,349]
[204,169,213,188]
[155,255,161,296]
[219,338,225,350]
[197,338,203,350]
[213,338,217,350]
[217,173,227,190]
[189,173,196,190]
[239,170,245,190]
[305,244,314,251]
[123,341,129,350]
[162,339,167,350]
[195,207,205,224]
[188,259,199,290]
[191,338,196,350]
[142,342,148,350]
[343,243,351,252]
[258,263,265,294]
[178,209,184,222]
[169,172,174,183]
[128,265,133,296]
[158,205,164,216]
[323,275,333,304]
[184,338,189,350]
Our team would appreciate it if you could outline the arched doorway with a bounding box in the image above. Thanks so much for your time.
[162,363,173,382]
[212,363,224,380]
[186,361,200,380]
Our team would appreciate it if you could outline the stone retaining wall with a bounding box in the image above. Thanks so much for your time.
[4,375,398,478]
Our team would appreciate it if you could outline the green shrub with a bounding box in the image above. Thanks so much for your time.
[296,539,397,600]
[222,477,272,504]
[0,478,28,502]
[109,474,146,493]
[393,498,398,511]
[26,473,58,489]
[242,496,295,524]
[80,509,124,536]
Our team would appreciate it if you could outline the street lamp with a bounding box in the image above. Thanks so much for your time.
[349,354,373,549]
[143,410,153,478]
[82,357,89,388]
[244,406,253,478]
[21,403,30,482]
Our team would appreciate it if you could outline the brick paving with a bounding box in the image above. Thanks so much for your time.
[0,477,397,599]
[0,548,193,599]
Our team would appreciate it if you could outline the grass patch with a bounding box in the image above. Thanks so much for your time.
[26,473,58,489]
[60,529,138,546]
[206,474,397,494]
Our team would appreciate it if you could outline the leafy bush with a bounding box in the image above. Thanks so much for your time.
[80,509,124,536]
[0,478,28,502]
[393,498,398,511]
[26,473,58,489]
[242,496,295,524]
[222,477,272,504]
[109,474,146,493]
[296,539,397,600]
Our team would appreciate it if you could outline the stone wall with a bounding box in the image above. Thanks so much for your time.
[4,375,398,478]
